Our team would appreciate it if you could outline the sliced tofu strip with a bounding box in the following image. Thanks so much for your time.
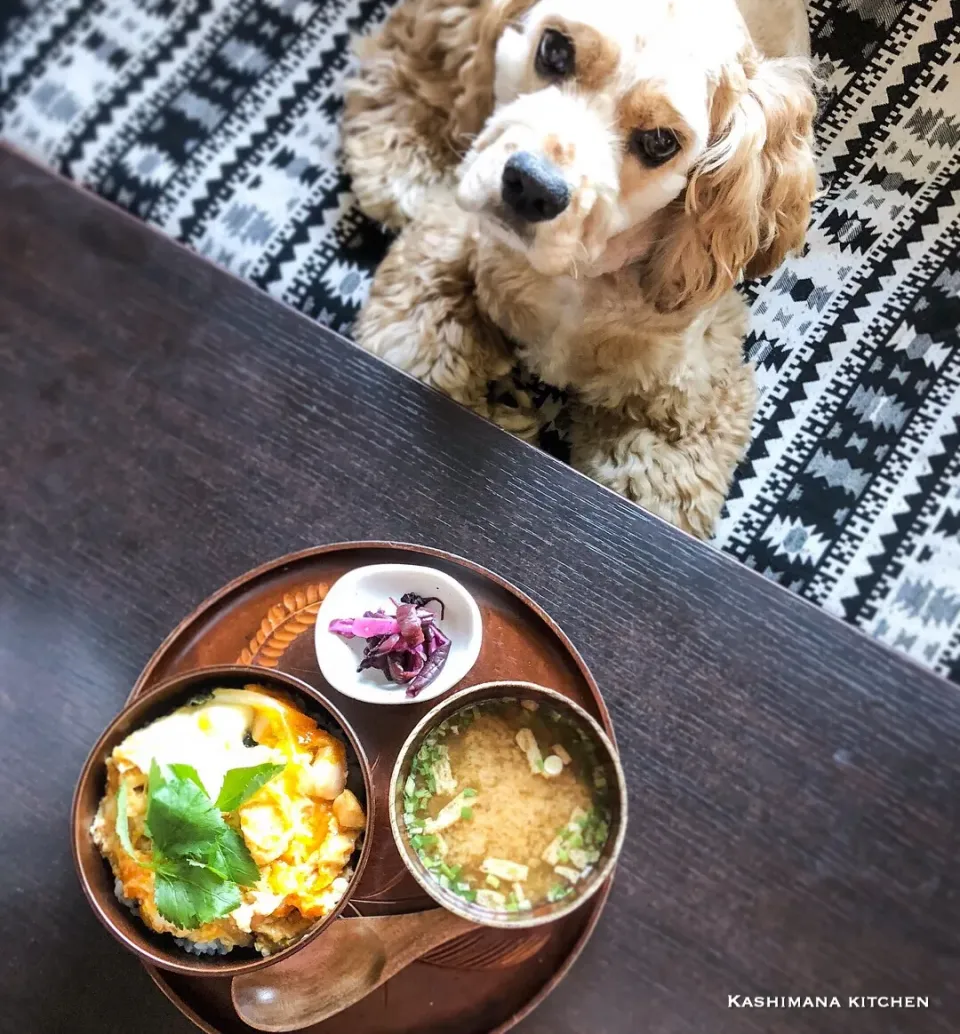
[476,889,507,910]
[423,790,475,833]
[551,744,572,765]
[554,864,582,884]
[542,835,564,866]
[513,882,532,910]
[568,847,589,870]
[482,857,530,882]
[515,728,543,774]
[432,749,457,796]
[543,805,590,864]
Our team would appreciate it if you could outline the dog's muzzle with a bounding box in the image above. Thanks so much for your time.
[500,152,570,223]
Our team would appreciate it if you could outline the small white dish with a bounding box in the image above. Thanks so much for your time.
[314,564,483,705]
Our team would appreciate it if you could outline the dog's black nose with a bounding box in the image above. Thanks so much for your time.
[501,152,570,223]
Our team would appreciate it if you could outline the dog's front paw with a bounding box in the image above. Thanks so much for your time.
[569,388,754,539]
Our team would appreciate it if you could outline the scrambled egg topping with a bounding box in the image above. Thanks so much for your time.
[91,686,366,955]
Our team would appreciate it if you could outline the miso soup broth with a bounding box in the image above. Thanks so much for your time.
[401,697,613,913]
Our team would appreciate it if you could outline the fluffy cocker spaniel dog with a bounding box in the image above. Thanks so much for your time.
[343,0,817,537]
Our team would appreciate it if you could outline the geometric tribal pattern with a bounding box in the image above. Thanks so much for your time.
[3,0,960,682]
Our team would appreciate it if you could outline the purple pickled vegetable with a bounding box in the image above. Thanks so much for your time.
[328,615,400,639]
[386,653,407,683]
[374,633,402,656]
[407,638,451,697]
[328,591,451,696]
[400,593,446,619]
[396,602,424,648]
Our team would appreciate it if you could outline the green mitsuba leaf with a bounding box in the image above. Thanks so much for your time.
[214,762,286,813]
[147,767,229,859]
[168,763,206,794]
[126,757,268,931]
[153,860,242,929]
[208,826,261,887]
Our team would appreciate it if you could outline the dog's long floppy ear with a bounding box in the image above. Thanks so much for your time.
[446,0,537,151]
[646,55,817,312]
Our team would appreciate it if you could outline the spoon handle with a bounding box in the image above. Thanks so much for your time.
[373,909,475,981]
[232,909,476,1032]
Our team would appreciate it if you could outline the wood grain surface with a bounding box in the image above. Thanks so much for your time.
[1,144,958,1034]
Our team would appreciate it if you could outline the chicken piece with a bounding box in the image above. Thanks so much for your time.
[316,832,357,868]
[515,728,543,774]
[298,753,346,800]
[475,889,507,910]
[423,791,475,834]
[239,803,294,865]
[332,789,366,830]
[481,857,529,882]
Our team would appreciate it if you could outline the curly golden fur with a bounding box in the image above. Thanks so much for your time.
[344,0,817,537]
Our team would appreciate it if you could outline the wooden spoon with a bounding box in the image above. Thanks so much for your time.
[232,909,475,1032]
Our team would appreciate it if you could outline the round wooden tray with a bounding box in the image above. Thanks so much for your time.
[128,542,614,1034]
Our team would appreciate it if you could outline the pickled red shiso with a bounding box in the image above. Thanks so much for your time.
[329,593,450,697]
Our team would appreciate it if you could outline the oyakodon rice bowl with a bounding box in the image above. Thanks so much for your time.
[390,682,627,929]
[73,666,373,976]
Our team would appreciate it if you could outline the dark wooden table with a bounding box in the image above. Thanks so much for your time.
[1,143,958,1034]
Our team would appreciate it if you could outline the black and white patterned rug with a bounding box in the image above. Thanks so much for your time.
[3,0,960,682]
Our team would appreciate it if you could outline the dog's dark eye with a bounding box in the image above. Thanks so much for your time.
[630,128,680,166]
[535,29,575,79]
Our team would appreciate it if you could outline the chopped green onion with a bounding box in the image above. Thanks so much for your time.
[485,874,500,889]
[461,787,478,798]
[460,807,474,821]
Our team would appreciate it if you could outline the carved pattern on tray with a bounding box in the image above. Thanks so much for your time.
[236,583,328,667]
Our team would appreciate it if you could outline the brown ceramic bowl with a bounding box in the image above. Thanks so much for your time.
[389,681,627,930]
[71,664,374,977]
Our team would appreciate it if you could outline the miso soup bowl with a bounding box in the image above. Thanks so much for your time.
[388,681,627,929]
[71,665,374,977]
